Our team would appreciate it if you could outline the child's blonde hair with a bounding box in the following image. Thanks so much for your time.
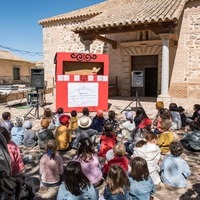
[113,143,126,157]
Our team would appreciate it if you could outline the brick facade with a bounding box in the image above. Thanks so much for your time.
[169,1,200,98]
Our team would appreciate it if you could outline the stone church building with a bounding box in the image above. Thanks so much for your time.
[39,0,200,103]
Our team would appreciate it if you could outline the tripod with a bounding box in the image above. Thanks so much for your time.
[120,88,143,114]
[24,88,44,119]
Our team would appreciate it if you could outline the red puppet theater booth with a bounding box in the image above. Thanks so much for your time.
[55,52,109,112]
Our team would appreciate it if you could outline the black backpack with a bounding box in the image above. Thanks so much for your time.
[15,176,35,200]
[0,173,35,200]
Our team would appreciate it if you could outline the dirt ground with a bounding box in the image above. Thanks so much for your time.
[1,93,200,200]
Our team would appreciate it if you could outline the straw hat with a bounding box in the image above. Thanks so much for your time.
[78,116,92,128]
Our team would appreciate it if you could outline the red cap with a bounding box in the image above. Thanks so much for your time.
[59,115,70,126]
[138,118,152,128]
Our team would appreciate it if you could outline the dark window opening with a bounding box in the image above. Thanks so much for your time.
[13,67,20,80]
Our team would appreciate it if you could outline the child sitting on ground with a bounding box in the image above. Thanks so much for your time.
[129,156,155,199]
[134,107,149,128]
[151,107,167,134]
[38,119,55,149]
[180,119,200,152]
[23,120,38,148]
[39,139,63,187]
[178,106,187,128]
[124,117,152,155]
[55,115,72,151]
[157,119,175,154]
[98,122,117,157]
[11,116,26,146]
[160,141,191,188]
[169,103,182,130]
[70,110,78,132]
[1,126,32,176]
[73,116,98,149]
[0,111,14,133]
[91,109,105,133]
[103,143,129,178]
[103,164,130,200]
[41,108,56,131]
[82,107,90,117]
[119,111,135,139]
[152,101,164,132]
[73,137,103,187]
[104,110,119,132]
[133,132,161,185]
[54,107,64,127]
[57,161,98,199]
[186,104,200,124]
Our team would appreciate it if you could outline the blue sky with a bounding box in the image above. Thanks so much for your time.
[0,0,105,62]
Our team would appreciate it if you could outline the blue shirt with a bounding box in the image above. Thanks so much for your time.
[11,126,25,145]
[103,186,129,200]
[57,182,98,200]
[129,176,155,200]
[183,130,200,150]
[160,154,191,188]
[91,116,105,133]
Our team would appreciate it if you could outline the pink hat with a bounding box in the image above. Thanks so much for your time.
[97,110,103,117]
[138,118,152,129]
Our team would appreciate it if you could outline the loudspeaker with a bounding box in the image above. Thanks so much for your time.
[132,71,143,87]
[31,68,44,88]
[27,91,44,107]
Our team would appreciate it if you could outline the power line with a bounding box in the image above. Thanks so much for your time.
[0,44,43,56]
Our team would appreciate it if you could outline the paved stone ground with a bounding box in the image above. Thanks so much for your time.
[1,93,200,200]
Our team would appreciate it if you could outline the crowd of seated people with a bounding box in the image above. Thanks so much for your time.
[1,102,199,200]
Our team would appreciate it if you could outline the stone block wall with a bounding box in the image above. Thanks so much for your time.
[107,31,162,97]
[169,0,200,98]
[41,0,200,99]
[42,19,108,87]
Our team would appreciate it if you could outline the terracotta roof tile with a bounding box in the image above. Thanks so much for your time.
[39,0,187,31]
[0,50,31,62]
[39,1,107,25]
[74,0,187,31]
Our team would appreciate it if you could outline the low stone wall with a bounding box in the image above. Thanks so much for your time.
[0,88,53,104]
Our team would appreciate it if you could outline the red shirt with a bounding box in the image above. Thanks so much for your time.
[98,134,117,157]
[103,156,129,175]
